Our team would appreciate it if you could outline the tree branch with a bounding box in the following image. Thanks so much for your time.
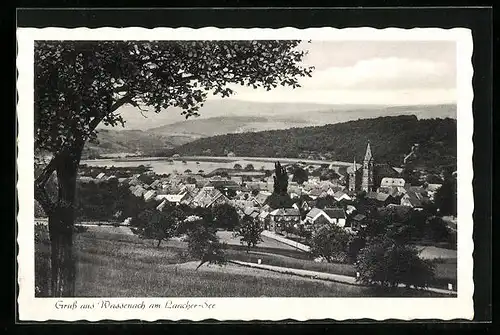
[87,93,135,133]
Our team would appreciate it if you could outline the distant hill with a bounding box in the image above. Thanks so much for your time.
[145,104,455,140]
[88,103,456,162]
[82,129,190,158]
[148,115,312,137]
[168,115,457,170]
[104,99,455,133]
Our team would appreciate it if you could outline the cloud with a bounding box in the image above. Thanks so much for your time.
[224,87,456,105]
[301,57,454,90]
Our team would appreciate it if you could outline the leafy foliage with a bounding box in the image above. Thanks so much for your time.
[315,195,338,209]
[273,161,288,195]
[172,116,457,170]
[355,236,435,289]
[234,216,264,251]
[133,207,186,248]
[292,166,308,184]
[35,40,313,155]
[181,216,227,270]
[212,203,240,230]
[244,164,255,171]
[34,40,312,296]
[265,193,294,210]
[309,224,351,263]
[434,176,457,216]
[75,180,152,221]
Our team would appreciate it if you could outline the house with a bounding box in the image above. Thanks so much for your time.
[118,177,128,184]
[96,172,106,180]
[308,188,324,199]
[243,207,260,220]
[377,186,406,198]
[304,207,346,227]
[346,205,356,215]
[333,190,351,202]
[426,183,442,200]
[366,191,396,206]
[322,208,347,227]
[400,190,428,209]
[351,213,367,230]
[232,199,260,211]
[156,199,167,211]
[304,208,328,226]
[149,179,162,189]
[254,191,272,206]
[131,185,147,198]
[155,192,190,205]
[380,177,406,188]
[143,190,157,202]
[190,186,229,208]
[269,208,301,234]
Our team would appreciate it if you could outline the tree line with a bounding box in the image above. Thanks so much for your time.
[169,115,457,170]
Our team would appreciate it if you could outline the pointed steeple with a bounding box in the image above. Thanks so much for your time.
[364,141,373,162]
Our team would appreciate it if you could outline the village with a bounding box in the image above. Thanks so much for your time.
[72,142,455,244]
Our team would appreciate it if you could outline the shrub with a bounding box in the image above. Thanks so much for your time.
[356,236,435,289]
[212,203,240,230]
[309,224,351,263]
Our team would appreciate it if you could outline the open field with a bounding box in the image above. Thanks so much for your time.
[35,227,451,297]
[417,245,457,260]
[35,229,367,297]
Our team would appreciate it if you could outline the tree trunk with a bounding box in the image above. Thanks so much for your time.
[48,147,82,297]
[157,239,162,248]
[48,211,75,297]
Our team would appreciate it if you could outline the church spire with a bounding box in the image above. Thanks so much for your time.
[364,141,373,162]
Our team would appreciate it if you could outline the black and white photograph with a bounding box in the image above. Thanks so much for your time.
[17,26,474,321]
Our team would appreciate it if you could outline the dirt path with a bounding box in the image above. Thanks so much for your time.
[170,261,350,286]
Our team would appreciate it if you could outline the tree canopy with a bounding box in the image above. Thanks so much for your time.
[234,216,264,252]
[292,166,308,184]
[356,236,435,289]
[171,115,457,170]
[34,40,313,297]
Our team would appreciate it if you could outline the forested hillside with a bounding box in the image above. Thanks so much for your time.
[169,115,457,169]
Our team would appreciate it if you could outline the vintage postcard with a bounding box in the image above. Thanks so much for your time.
[17,27,474,321]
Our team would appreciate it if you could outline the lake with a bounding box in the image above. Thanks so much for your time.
[80,156,353,175]
[80,157,277,175]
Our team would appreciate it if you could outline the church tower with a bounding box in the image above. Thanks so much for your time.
[348,158,357,192]
[361,141,374,192]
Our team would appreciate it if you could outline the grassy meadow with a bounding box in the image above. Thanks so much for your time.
[35,226,455,297]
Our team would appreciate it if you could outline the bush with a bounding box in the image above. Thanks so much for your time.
[309,224,351,263]
[356,236,435,289]
[244,164,255,171]
[212,203,240,230]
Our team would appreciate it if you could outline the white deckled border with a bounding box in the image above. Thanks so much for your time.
[17,27,474,322]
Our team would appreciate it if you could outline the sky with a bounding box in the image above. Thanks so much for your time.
[216,40,457,105]
[110,40,457,129]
